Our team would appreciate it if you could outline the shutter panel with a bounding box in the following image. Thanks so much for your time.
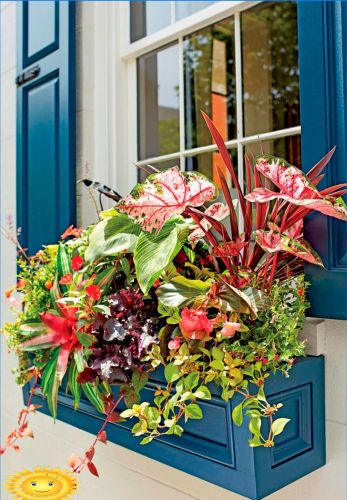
[17,2,76,255]
[298,2,347,319]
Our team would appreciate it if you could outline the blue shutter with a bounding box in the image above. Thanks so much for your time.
[298,2,347,319]
[17,2,76,255]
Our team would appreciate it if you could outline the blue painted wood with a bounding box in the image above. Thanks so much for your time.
[17,2,76,255]
[298,2,347,319]
[24,356,325,500]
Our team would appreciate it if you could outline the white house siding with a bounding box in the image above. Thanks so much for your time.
[1,3,346,499]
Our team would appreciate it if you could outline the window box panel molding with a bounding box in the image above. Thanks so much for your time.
[25,356,325,500]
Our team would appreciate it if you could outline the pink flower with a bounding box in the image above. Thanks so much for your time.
[86,285,101,301]
[71,255,84,271]
[220,322,242,338]
[179,308,213,340]
[168,337,181,350]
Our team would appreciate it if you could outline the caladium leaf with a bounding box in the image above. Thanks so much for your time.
[117,166,217,233]
[246,156,347,221]
[254,224,324,266]
[188,202,231,248]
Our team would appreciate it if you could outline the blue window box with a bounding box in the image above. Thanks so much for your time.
[24,355,325,500]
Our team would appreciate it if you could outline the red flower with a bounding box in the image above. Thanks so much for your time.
[45,281,53,290]
[220,322,241,338]
[59,273,73,285]
[168,337,181,350]
[4,288,13,299]
[179,308,213,340]
[17,279,27,290]
[261,357,269,365]
[21,306,79,382]
[298,288,305,298]
[61,225,83,240]
[86,285,101,301]
[71,255,84,271]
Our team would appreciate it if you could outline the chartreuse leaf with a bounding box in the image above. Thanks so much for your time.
[194,386,211,400]
[271,418,290,437]
[185,403,203,420]
[134,218,190,294]
[157,275,211,307]
[164,363,181,383]
[249,417,261,437]
[232,402,243,426]
[85,213,141,262]
[183,372,199,391]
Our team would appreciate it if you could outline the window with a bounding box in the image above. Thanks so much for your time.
[127,1,300,219]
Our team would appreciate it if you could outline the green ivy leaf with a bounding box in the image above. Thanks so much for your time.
[212,346,224,361]
[193,385,211,400]
[185,403,203,420]
[232,402,243,426]
[271,418,290,437]
[76,331,96,348]
[249,417,261,437]
[210,359,225,371]
[164,363,181,383]
[132,371,148,393]
[183,372,200,390]
[140,436,154,445]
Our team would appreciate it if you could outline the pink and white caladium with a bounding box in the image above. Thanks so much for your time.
[188,202,230,248]
[117,166,217,233]
[254,223,324,266]
[246,156,347,221]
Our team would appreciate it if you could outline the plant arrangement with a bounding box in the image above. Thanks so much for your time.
[2,113,347,476]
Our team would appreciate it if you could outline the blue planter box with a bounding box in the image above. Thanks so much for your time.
[24,355,325,499]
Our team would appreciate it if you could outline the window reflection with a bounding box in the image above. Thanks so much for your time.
[138,44,180,160]
[186,147,238,190]
[241,2,300,136]
[130,2,171,42]
[184,17,236,149]
[244,135,301,170]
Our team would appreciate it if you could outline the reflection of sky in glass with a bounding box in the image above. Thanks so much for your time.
[146,2,171,36]
[157,45,179,110]
[176,1,215,21]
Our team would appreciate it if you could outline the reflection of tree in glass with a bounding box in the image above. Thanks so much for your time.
[184,18,236,149]
[242,2,299,135]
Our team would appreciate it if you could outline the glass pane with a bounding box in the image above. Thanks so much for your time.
[138,44,180,160]
[184,17,236,149]
[241,2,300,136]
[176,2,215,21]
[130,2,171,42]
[186,147,238,194]
[244,135,301,170]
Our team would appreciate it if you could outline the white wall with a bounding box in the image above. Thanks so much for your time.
[1,3,346,499]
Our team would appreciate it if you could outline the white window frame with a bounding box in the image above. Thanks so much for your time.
[117,1,301,197]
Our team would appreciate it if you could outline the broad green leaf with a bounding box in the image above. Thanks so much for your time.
[20,321,48,337]
[232,402,243,426]
[271,417,290,437]
[41,347,60,419]
[157,275,211,307]
[185,403,203,420]
[134,219,190,294]
[164,363,181,383]
[76,331,96,348]
[67,359,81,410]
[85,214,141,262]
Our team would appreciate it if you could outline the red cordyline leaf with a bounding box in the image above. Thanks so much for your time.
[215,165,239,240]
[117,166,217,232]
[87,461,99,477]
[214,236,247,257]
[306,147,336,181]
[246,156,347,221]
[188,202,231,248]
[254,223,324,266]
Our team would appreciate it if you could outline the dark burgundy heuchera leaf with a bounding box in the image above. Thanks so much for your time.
[246,156,347,221]
[254,223,324,266]
[82,288,160,385]
[117,166,217,233]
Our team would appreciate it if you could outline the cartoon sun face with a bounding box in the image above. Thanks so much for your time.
[5,466,78,499]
